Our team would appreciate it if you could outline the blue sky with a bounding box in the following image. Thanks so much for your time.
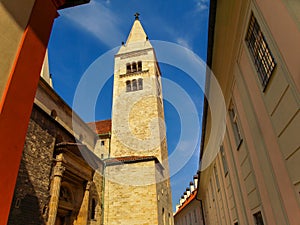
[48,0,209,211]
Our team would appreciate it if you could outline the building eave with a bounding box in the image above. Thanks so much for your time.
[197,0,218,199]
[58,0,90,9]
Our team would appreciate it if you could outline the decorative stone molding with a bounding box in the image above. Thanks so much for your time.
[119,69,149,78]
[53,164,65,177]
[116,49,151,59]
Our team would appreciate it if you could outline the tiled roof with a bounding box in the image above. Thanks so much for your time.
[104,155,160,166]
[87,119,111,135]
[174,189,198,216]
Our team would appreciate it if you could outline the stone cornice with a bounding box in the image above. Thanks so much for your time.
[119,69,149,78]
[115,48,152,59]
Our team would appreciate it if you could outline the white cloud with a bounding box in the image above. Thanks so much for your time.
[195,0,209,12]
[175,37,193,50]
[59,0,125,47]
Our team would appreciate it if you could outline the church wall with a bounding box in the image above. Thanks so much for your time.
[8,106,57,225]
[35,79,97,149]
[103,161,159,225]
[9,80,104,224]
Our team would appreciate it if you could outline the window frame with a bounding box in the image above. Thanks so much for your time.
[220,145,228,176]
[229,104,243,150]
[138,78,143,90]
[253,211,264,225]
[245,13,276,91]
[132,79,137,91]
[126,80,132,92]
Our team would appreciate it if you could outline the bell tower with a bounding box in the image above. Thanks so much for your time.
[110,13,167,163]
[103,13,174,225]
[103,14,174,225]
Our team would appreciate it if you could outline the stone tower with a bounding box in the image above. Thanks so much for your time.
[103,14,174,225]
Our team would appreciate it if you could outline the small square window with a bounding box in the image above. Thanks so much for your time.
[229,104,243,149]
[101,141,105,146]
[253,211,264,225]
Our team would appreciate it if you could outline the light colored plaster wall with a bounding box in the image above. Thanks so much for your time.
[0,0,35,101]
[201,0,300,224]
[235,3,300,223]
[174,199,204,225]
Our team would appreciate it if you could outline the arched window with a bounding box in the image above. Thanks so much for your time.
[126,63,131,73]
[91,198,96,220]
[137,61,142,71]
[126,80,131,92]
[132,62,137,72]
[138,78,143,90]
[132,79,137,91]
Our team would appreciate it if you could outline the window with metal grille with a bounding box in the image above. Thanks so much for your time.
[245,13,276,90]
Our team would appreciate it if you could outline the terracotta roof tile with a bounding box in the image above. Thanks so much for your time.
[87,119,111,134]
[174,190,198,216]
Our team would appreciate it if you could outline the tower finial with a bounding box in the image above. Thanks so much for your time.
[134,12,140,20]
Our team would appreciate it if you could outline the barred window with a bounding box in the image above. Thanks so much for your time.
[245,13,276,90]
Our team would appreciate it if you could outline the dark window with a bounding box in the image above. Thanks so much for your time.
[91,199,96,220]
[126,63,131,73]
[253,211,264,225]
[132,79,137,91]
[210,179,215,201]
[138,61,142,71]
[51,109,57,118]
[229,104,243,149]
[126,80,131,92]
[245,13,276,90]
[132,62,137,72]
[101,140,105,146]
[214,165,220,191]
[138,78,143,90]
[220,145,228,175]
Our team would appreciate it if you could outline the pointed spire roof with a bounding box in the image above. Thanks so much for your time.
[125,13,148,44]
[117,13,152,55]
